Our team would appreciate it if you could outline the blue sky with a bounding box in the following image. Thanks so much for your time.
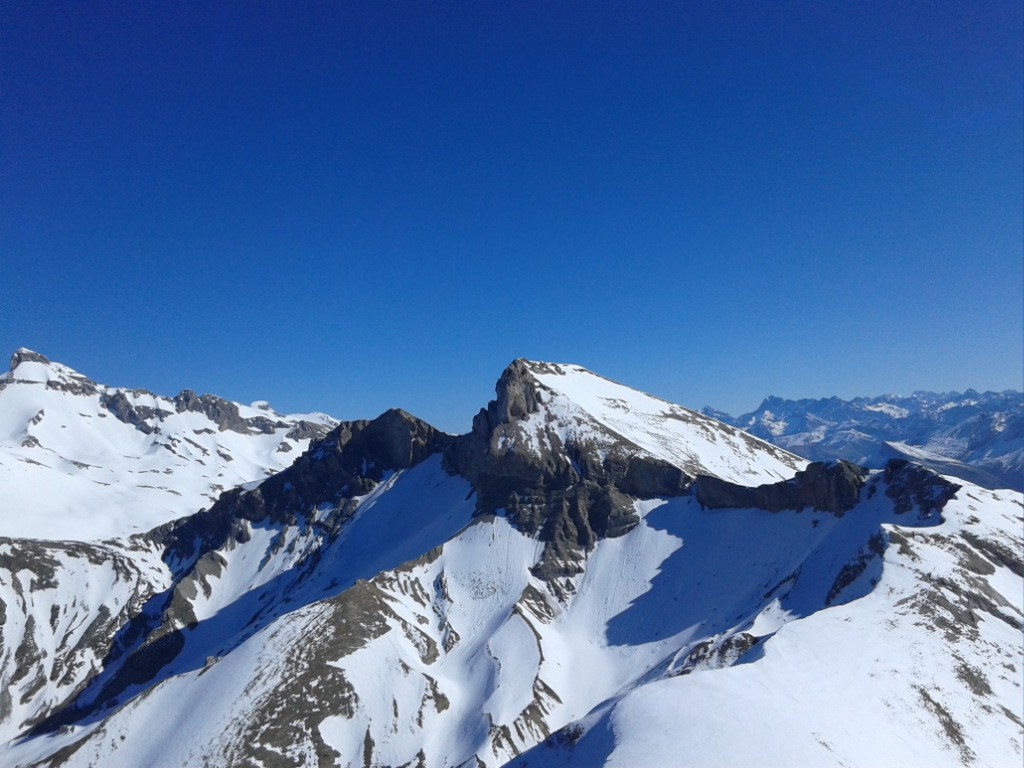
[2,2,1021,432]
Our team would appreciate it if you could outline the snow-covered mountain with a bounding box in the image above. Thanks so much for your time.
[1,358,1021,767]
[707,390,1024,492]
[0,349,337,539]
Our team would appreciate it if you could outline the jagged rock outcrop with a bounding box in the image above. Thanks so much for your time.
[173,390,257,433]
[695,460,868,514]
[883,458,962,517]
[100,391,168,433]
[4,348,99,396]
[164,389,334,438]
[154,408,448,562]
[445,360,693,579]
[694,458,965,521]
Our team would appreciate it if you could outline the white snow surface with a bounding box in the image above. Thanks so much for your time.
[0,350,337,540]
[522,362,806,485]
[509,484,1024,768]
[6,465,1019,768]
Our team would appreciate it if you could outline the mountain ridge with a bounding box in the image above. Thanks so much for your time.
[0,351,1020,767]
[0,349,339,540]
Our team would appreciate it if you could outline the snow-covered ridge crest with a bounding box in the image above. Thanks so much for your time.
[499,359,806,485]
[445,359,808,580]
[0,349,338,540]
[3,348,100,395]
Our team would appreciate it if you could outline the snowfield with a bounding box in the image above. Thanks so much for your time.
[0,350,336,540]
[522,362,807,485]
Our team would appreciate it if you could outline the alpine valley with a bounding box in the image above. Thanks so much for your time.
[0,350,1021,768]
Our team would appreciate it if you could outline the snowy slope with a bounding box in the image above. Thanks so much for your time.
[512,484,1024,768]
[513,362,806,485]
[0,358,1020,768]
[7,461,1020,768]
[0,538,168,745]
[0,350,336,540]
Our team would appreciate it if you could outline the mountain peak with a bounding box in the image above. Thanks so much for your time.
[4,347,98,394]
[10,348,51,370]
[446,358,809,579]
[474,359,806,484]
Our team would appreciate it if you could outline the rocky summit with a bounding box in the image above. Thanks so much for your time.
[0,356,1021,768]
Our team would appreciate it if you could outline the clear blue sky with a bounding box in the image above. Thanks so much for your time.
[2,2,1021,432]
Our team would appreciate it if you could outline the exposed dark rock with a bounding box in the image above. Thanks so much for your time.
[152,408,448,563]
[673,632,761,675]
[99,391,171,434]
[445,361,567,511]
[826,532,886,605]
[286,420,333,441]
[6,350,101,396]
[695,461,868,515]
[220,580,392,767]
[444,361,697,579]
[173,390,251,433]
[91,630,187,707]
[245,415,286,435]
[960,530,1023,577]
[1,539,160,735]
[915,685,975,764]
[170,389,313,436]
[28,409,449,735]
[43,377,99,396]
[884,459,961,518]
[10,348,51,368]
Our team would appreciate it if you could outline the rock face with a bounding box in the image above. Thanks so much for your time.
[695,460,869,515]
[694,458,964,521]
[883,458,962,517]
[99,391,169,433]
[446,361,700,578]
[157,408,449,561]
[171,389,328,437]
[10,348,50,368]
[4,348,99,396]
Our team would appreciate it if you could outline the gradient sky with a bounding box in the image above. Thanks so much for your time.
[2,2,1022,432]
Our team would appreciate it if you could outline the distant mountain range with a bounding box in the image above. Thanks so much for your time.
[1,351,1020,767]
[705,389,1023,492]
